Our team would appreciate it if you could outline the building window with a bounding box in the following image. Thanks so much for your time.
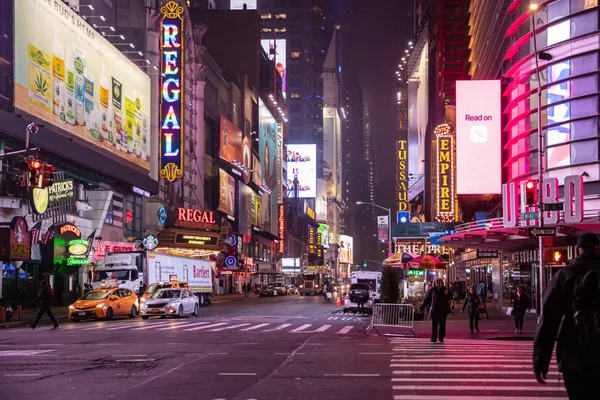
[291,52,300,59]
[261,13,272,19]
[275,13,287,19]
[106,194,124,228]
[291,93,301,99]
[124,194,143,237]
[262,28,272,33]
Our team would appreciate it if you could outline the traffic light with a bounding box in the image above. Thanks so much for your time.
[545,248,567,265]
[363,261,367,268]
[40,162,55,188]
[18,159,43,188]
[525,180,536,206]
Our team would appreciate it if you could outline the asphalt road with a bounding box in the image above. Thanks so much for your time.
[0,295,566,400]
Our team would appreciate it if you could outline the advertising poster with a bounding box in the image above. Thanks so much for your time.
[252,154,263,186]
[261,39,286,98]
[14,0,151,171]
[315,178,328,222]
[218,169,236,217]
[339,235,353,264]
[377,215,389,243]
[318,223,330,249]
[259,99,278,234]
[456,80,501,195]
[230,0,257,9]
[253,192,262,227]
[238,183,254,237]
[219,115,244,164]
[286,144,316,198]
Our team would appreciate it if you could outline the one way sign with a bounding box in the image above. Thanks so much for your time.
[528,228,556,237]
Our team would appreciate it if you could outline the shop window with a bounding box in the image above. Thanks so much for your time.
[262,28,272,33]
[275,13,287,19]
[291,52,300,59]
[291,92,301,99]
[261,13,272,19]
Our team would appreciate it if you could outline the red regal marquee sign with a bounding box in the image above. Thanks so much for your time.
[175,208,220,231]
[502,175,584,228]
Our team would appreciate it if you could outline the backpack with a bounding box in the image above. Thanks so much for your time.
[573,268,600,348]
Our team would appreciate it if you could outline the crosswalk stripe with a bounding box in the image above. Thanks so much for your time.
[337,326,354,334]
[392,378,552,383]
[106,322,148,331]
[290,324,331,333]
[392,370,560,376]
[79,322,133,331]
[156,322,209,331]
[130,321,185,331]
[390,364,558,369]
[391,357,534,361]
[239,323,270,331]
[393,385,564,392]
[262,324,292,332]
[208,324,251,332]
[183,322,228,331]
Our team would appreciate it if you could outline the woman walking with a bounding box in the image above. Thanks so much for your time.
[419,278,451,343]
[461,286,481,334]
[511,285,530,333]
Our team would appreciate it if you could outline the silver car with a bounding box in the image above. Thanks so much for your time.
[140,288,199,319]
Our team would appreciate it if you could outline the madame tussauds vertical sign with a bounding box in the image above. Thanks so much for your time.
[159,1,184,182]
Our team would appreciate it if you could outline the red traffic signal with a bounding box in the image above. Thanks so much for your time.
[18,159,43,188]
[525,180,536,206]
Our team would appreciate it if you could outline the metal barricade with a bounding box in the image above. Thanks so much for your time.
[366,303,416,337]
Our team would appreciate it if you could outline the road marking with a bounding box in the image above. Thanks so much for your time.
[337,326,353,334]
[0,350,56,356]
[130,322,182,331]
[80,322,133,331]
[209,323,251,332]
[183,322,228,331]
[261,324,291,332]
[391,357,529,362]
[393,385,565,392]
[218,372,257,376]
[390,363,557,369]
[106,323,147,331]
[159,322,210,331]
[326,373,380,377]
[290,324,331,333]
[392,378,556,383]
[4,373,42,377]
[239,323,270,331]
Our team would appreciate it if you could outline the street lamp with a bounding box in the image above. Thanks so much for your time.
[356,201,393,256]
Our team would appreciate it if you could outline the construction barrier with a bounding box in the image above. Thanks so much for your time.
[366,303,416,337]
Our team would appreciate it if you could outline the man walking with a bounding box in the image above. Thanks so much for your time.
[31,281,59,329]
[534,232,600,399]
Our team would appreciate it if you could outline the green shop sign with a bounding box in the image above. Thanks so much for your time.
[407,269,425,278]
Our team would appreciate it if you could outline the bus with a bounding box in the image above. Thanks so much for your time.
[298,273,324,296]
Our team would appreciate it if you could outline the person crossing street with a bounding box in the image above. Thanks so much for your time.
[30,281,59,330]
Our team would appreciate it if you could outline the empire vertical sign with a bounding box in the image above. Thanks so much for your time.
[159,2,184,182]
[396,139,408,212]
[435,124,455,222]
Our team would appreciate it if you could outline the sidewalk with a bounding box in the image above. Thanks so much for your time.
[1,293,256,329]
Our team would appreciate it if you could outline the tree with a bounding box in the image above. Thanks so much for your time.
[381,267,400,304]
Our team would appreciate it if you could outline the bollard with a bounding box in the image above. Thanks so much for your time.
[17,305,22,321]
[0,307,4,323]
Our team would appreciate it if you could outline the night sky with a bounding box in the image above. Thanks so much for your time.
[348,0,411,214]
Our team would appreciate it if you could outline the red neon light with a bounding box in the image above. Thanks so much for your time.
[60,224,81,237]
[177,208,217,224]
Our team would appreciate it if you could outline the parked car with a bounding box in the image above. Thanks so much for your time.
[139,288,199,319]
[287,285,298,295]
[273,283,288,296]
[259,285,275,297]
[343,283,373,313]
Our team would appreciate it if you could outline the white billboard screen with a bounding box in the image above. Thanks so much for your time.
[456,80,502,195]
[286,144,316,198]
[339,235,354,264]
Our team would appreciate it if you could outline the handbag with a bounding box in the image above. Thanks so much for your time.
[510,307,516,316]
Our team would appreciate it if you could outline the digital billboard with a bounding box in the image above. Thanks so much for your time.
[259,99,278,234]
[286,144,317,198]
[238,182,254,236]
[219,115,243,164]
[261,39,286,98]
[14,0,151,171]
[218,169,236,217]
[456,80,501,194]
[339,235,353,264]
[230,0,257,9]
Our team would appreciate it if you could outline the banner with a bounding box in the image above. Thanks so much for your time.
[377,215,389,243]
[218,169,236,217]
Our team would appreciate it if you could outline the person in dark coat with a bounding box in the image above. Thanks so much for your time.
[461,286,481,334]
[420,278,451,342]
[30,281,59,329]
[533,232,600,399]
[511,285,530,333]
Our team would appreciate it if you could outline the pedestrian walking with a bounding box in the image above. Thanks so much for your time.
[476,280,488,320]
[511,285,529,333]
[534,232,600,399]
[419,278,451,343]
[30,281,59,329]
[322,281,329,301]
[451,278,460,311]
[461,286,481,334]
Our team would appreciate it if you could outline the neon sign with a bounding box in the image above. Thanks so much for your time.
[435,124,455,222]
[59,223,81,237]
[278,204,285,254]
[159,1,184,182]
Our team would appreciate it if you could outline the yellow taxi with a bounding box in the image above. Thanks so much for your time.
[69,288,139,321]
[140,281,188,305]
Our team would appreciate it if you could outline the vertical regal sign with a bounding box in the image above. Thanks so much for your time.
[435,124,455,222]
[159,2,184,182]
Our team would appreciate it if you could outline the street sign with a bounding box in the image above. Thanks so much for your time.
[522,212,539,220]
[528,227,556,237]
[544,203,564,211]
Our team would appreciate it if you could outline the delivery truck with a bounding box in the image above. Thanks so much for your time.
[351,271,382,302]
[92,251,213,305]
